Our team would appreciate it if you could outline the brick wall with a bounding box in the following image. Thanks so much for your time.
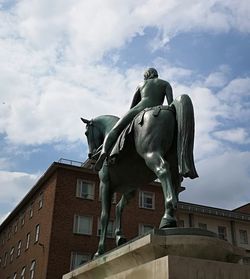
[0,172,57,279]
[46,166,164,279]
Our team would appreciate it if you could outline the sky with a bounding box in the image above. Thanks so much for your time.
[0,0,250,224]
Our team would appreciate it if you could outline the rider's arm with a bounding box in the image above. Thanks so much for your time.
[130,87,141,108]
[166,82,173,105]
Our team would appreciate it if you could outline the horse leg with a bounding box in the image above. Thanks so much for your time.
[115,190,136,246]
[144,153,178,228]
[94,169,112,257]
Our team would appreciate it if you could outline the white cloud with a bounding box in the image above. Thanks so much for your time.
[0,170,38,202]
[173,83,226,160]
[213,128,250,144]
[0,157,13,170]
[216,77,250,134]
[0,64,143,144]
[135,0,250,49]
[218,77,250,104]
[0,170,39,224]
[0,1,249,146]
[0,212,10,225]
[0,0,250,218]
[204,65,231,88]
[181,151,250,209]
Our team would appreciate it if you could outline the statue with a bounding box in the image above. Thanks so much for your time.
[81,68,198,257]
[95,68,173,171]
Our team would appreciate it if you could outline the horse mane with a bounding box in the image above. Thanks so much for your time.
[93,115,120,136]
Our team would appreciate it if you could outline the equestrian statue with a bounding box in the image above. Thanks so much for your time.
[81,68,198,257]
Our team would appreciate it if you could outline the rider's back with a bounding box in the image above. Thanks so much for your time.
[140,78,170,107]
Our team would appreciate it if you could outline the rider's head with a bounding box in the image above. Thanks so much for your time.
[144,68,158,80]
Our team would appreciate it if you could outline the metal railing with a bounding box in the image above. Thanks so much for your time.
[178,202,250,221]
[58,158,84,167]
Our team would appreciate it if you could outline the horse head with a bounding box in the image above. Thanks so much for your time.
[81,117,103,158]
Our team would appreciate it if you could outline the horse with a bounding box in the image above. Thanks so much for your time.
[81,94,198,257]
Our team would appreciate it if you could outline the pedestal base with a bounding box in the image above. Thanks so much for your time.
[63,228,249,279]
[107,255,250,279]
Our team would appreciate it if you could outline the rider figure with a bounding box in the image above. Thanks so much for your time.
[95,68,173,171]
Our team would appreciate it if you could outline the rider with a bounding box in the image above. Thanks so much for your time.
[95,67,174,171]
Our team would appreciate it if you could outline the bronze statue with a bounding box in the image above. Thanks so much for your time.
[95,68,173,171]
[81,68,198,257]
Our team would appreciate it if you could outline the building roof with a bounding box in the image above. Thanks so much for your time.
[1,158,250,232]
[0,160,96,233]
[178,201,250,222]
[233,203,250,213]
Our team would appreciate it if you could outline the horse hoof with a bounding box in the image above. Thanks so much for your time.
[93,250,103,259]
[116,236,127,246]
[93,252,100,259]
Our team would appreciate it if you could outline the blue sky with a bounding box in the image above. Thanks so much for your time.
[0,0,250,223]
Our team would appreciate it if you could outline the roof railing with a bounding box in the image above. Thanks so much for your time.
[58,158,83,167]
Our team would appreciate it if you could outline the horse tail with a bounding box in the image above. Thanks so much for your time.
[172,94,198,179]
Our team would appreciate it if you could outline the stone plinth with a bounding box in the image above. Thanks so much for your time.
[107,255,250,279]
[62,228,249,279]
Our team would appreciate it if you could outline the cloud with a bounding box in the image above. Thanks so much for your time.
[204,65,231,88]
[0,1,249,146]
[0,64,143,144]
[0,170,38,202]
[218,77,250,104]
[0,0,250,217]
[217,77,250,136]
[0,212,10,225]
[0,170,39,224]
[0,156,12,169]
[213,128,250,144]
[135,0,250,50]
[181,150,250,209]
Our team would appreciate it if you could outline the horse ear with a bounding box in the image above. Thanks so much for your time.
[81,118,90,124]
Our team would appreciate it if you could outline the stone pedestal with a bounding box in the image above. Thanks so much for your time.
[63,228,250,279]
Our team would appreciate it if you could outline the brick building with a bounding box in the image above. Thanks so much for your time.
[0,159,250,279]
[0,159,166,279]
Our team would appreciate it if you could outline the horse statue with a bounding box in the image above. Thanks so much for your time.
[81,94,198,257]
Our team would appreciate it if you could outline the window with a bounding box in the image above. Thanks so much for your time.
[21,266,26,279]
[76,179,95,200]
[139,191,155,209]
[14,221,18,233]
[97,219,115,238]
[8,227,12,240]
[218,226,227,240]
[198,223,207,230]
[13,273,17,279]
[73,215,93,235]
[70,252,90,270]
[30,260,36,279]
[26,233,30,250]
[17,240,22,257]
[35,225,40,243]
[239,229,248,244]
[4,252,8,267]
[29,203,34,219]
[20,213,25,227]
[138,224,154,235]
[38,192,43,209]
[10,247,14,263]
